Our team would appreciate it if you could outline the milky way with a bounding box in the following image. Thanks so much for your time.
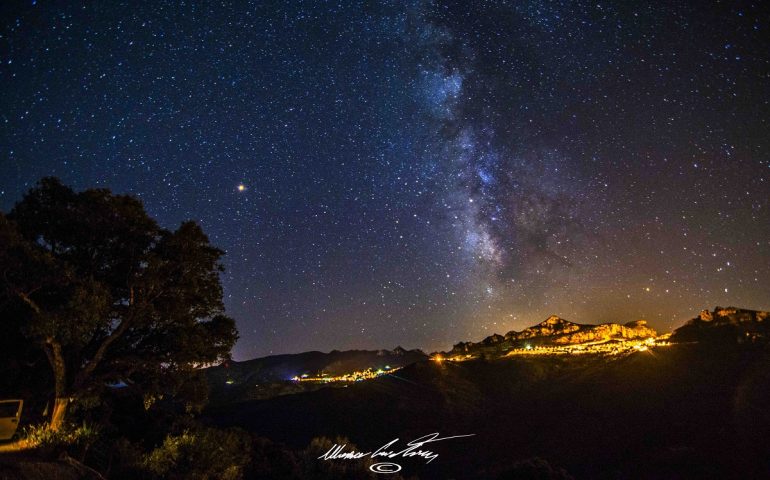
[2,1,769,359]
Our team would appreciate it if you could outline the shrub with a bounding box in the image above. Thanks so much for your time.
[142,426,251,480]
[23,422,101,458]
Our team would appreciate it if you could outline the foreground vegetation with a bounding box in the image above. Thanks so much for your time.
[1,413,420,479]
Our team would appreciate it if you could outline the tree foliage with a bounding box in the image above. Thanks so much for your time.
[0,178,238,428]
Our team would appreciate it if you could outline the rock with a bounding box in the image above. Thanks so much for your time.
[452,342,472,353]
[515,316,582,339]
[448,314,658,356]
[483,334,505,345]
[624,320,648,328]
[554,322,656,344]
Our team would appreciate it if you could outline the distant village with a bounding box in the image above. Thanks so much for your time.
[291,365,403,383]
[432,335,672,362]
[284,336,673,385]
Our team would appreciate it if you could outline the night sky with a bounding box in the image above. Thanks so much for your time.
[2,1,769,359]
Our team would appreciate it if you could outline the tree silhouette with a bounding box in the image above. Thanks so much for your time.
[0,178,238,430]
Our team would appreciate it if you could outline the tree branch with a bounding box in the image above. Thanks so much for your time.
[16,290,42,315]
[72,287,135,390]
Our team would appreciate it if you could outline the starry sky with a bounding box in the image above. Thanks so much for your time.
[1,1,769,359]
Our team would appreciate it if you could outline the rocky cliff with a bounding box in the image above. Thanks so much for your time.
[553,320,657,344]
[448,315,657,356]
[507,315,582,340]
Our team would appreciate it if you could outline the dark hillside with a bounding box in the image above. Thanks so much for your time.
[208,342,770,479]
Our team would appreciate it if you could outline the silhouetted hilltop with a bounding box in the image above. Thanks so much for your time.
[205,347,427,403]
[671,306,769,343]
[211,347,425,382]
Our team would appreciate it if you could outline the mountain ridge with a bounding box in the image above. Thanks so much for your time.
[445,314,658,357]
[208,306,768,405]
[219,306,769,369]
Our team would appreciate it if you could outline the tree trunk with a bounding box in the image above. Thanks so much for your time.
[50,397,69,431]
[44,337,68,431]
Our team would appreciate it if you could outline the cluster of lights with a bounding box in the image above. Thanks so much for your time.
[505,337,668,357]
[431,354,476,362]
[290,366,400,383]
[430,337,671,363]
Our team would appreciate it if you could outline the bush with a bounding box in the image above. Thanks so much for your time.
[23,422,101,458]
[142,425,251,480]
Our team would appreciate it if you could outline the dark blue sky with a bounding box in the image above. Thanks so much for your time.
[2,1,769,359]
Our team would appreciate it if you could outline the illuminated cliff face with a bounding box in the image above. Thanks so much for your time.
[552,321,657,344]
[508,316,583,340]
[501,316,657,344]
[448,316,659,357]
